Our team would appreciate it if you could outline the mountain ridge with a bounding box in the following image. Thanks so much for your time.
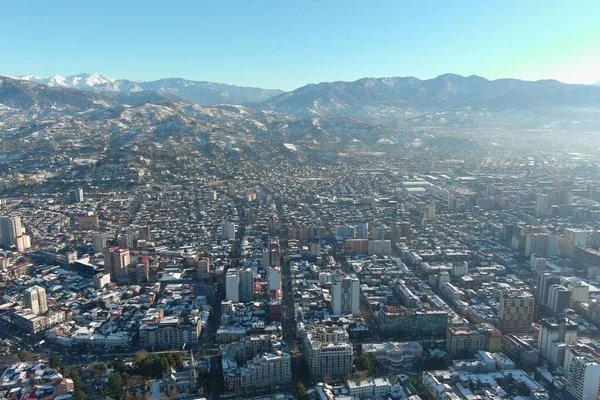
[15,73,284,105]
[258,74,600,126]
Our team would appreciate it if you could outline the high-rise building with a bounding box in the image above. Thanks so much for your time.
[367,240,392,256]
[357,222,369,240]
[448,195,461,212]
[226,268,254,302]
[525,233,552,257]
[222,221,236,240]
[568,280,590,305]
[237,268,254,302]
[538,318,578,367]
[262,240,281,267]
[93,272,111,289]
[530,254,547,272]
[75,188,84,203]
[498,292,534,334]
[302,326,354,379]
[93,233,107,254]
[136,263,149,283]
[104,247,131,283]
[331,272,360,316]
[15,234,31,252]
[391,222,411,242]
[0,215,23,249]
[564,228,588,257]
[536,272,561,306]
[565,343,600,400]
[424,203,436,221]
[547,284,572,315]
[197,258,210,280]
[226,273,240,303]
[335,225,356,239]
[24,285,48,315]
[268,266,282,292]
[371,226,385,241]
[536,193,550,216]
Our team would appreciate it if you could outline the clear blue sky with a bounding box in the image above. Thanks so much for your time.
[1,0,599,90]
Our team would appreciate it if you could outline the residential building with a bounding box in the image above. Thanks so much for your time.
[222,351,291,392]
[536,272,560,307]
[547,284,571,315]
[538,317,578,367]
[197,258,210,280]
[377,306,448,339]
[222,221,236,240]
[226,272,240,303]
[0,215,23,249]
[139,315,202,349]
[368,240,392,256]
[24,285,48,315]
[564,228,587,257]
[93,272,111,289]
[565,344,600,400]
[536,193,550,216]
[93,233,107,254]
[357,222,369,239]
[446,323,502,358]
[302,326,353,379]
[103,247,131,283]
[498,292,534,334]
[331,272,360,316]
[530,254,547,272]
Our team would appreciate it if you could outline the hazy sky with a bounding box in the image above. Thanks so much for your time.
[1,0,599,90]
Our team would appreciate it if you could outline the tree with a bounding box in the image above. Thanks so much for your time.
[354,354,377,376]
[65,370,88,400]
[113,357,128,374]
[296,382,308,400]
[105,372,125,398]
[17,350,26,361]
[49,355,62,370]
[134,350,149,363]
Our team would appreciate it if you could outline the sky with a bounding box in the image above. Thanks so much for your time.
[1,0,599,90]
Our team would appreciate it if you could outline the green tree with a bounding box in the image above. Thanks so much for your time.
[296,382,308,400]
[354,354,377,376]
[49,355,62,370]
[105,371,125,398]
[17,349,26,361]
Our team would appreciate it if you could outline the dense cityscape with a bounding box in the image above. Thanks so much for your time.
[2,140,600,400]
[2,2,600,398]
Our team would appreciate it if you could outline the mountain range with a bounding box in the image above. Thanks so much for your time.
[1,73,600,162]
[16,72,284,105]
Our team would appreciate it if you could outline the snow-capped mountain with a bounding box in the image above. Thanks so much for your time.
[18,73,117,89]
[2,73,600,161]
[16,73,284,105]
